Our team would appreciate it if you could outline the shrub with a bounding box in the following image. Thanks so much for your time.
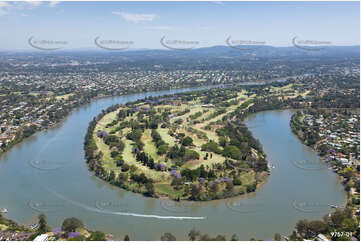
[61,217,84,233]
[121,163,130,172]
[184,149,200,161]
[201,140,221,153]
[182,136,193,146]
[233,178,242,186]
[222,145,242,160]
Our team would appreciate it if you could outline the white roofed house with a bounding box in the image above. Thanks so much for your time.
[340,158,352,166]
[317,234,329,241]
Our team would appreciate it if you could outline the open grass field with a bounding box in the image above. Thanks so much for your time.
[55,93,74,100]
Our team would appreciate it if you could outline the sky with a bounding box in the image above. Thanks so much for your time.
[0,1,359,50]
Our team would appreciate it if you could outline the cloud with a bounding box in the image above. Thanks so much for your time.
[0,1,59,17]
[112,11,157,23]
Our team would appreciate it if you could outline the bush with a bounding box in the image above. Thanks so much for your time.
[116,159,124,167]
[222,145,242,160]
[184,149,200,161]
[160,233,177,241]
[87,231,106,241]
[182,136,193,146]
[246,183,256,193]
[110,150,120,158]
[121,164,130,172]
[201,140,221,153]
[61,217,84,233]
[126,128,142,141]
[233,178,242,186]
[69,235,86,241]
[157,144,168,155]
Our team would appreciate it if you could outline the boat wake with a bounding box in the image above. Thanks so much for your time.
[46,188,206,220]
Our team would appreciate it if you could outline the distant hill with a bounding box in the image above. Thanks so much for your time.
[85,45,360,58]
[1,45,359,59]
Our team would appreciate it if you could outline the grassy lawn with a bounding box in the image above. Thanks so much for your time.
[55,93,74,100]
[154,183,183,198]
[157,127,176,146]
[182,152,226,169]
[240,171,255,185]
[171,106,204,123]
[121,137,165,181]
[96,110,117,130]
[142,129,162,161]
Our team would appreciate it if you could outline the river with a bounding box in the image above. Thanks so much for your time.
[0,87,345,240]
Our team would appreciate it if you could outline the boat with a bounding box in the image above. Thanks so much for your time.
[29,223,39,230]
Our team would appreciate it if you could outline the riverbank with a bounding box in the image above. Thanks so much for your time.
[290,110,359,195]
[0,212,116,241]
[289,109,359,240]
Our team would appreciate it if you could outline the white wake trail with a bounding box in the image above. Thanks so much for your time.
[47,188,206,220]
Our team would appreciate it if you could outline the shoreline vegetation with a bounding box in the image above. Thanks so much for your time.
[84,87,270,201]
[287,109,360,241]
[0,213,121,241]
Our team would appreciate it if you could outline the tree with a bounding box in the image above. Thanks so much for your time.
[231,234,239,241]
[69,235,86,241]
[190,184,201,200]
[201,140,221,153]
[188,228,200,241]
[274,233,281,241]
[233,178,242,186]
[225,181,234,193]
[246,183,256,193]
[87,231,106,241]
[341,218,357,231]
[61,217,84,233]
[215,234,227,241]
[296,219,309,237]
[157,144,168,155]
[184,149,200,161]
[289,231,298,241]
[124,235,130,241]
[343,167,353,179]
[145,182,155,197]
[38,213,47,233]
[108,170,116,182]
[222,145,242,160]
[209,182,218,194]
[160,232,177,241]
[182,136,193,146]
[308,220,326,234]
[121,163,130,172]
[331,209,346,227]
